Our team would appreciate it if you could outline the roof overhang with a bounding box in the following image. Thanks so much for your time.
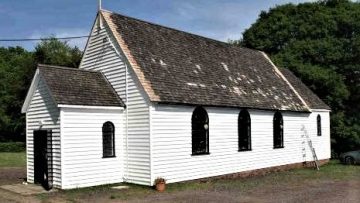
[155,101,312,113]
[21,69,40,113]
[58,104,124,110]
[310,109,331,112]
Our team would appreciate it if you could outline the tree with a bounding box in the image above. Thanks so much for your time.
[239,0,360,155]
[0,47,35,141]
[0,39,82,141]
[34,37,82,68]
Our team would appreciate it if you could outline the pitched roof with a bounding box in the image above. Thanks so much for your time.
[279,68,330,110]
[100,10,314,112]
[38,64,124,107]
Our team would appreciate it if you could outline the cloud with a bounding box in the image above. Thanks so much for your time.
[157,1,261,41]
[152,0,322,42]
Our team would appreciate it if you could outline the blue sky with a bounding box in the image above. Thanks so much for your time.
[0,0,314,50]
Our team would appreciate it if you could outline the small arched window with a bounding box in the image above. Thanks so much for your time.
[273,112,284,148]
[102,121,115,157]
[317,115,322,136]
[238,109,251,151]
[192,106,209,155]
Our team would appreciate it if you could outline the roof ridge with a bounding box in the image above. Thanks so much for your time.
[100,9,255,52]
[37,63,125,107]
[38,64,99,73]
[97,9,315,112]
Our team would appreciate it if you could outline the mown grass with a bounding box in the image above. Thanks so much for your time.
[204,160,360,193]
[164,160,359,194]
[0,152,26,167]
[36,160,359,202]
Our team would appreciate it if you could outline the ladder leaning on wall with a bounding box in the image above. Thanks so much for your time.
[301,125,320,170]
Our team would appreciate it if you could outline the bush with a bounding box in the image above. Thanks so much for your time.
[0,142,25,152]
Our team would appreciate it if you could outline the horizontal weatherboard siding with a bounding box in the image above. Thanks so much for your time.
[80,17,151,186]
[26,78,61,188]
[60,107,123,189]
[150,104,331,184]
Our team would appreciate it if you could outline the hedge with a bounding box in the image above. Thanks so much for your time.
[0,142,26,152]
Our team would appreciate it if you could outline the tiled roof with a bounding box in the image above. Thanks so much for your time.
[101,10,314,112]
[38,64,125,107]
[280,68,330,110]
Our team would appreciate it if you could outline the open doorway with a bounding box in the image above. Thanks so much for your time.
[33,129,53,190]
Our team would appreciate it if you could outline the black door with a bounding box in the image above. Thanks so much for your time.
[33,129,52,190]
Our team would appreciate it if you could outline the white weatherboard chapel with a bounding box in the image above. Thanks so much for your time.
[22,9,331,189]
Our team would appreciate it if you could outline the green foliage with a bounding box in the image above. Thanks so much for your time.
[240,0,360,154]
[0,142,25,152]
[0,47,35,141]
[0,39,82,142]
[34,37,82,67]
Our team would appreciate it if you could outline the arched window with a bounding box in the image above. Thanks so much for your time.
[102,121,115,157]
[273,112,284,148]
[317,115,322,136]
[192,106,209,155]
[238,109,251,151]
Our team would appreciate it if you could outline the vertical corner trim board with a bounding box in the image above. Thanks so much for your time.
[79,19,151,186]
[26,78,61,187]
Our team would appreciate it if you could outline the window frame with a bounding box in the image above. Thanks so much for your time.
[273,111,284,149]
[191,106,210,156]
[238,109,251,151]
[317,114,322,136]
[102,121,116,158]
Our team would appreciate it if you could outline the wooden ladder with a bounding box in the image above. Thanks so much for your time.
[301,125,320,170]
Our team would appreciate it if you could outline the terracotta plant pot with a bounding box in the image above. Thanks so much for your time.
[156,182,166,192]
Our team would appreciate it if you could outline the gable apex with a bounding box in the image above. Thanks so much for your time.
[22,64,125,114]
[93,9,330,112]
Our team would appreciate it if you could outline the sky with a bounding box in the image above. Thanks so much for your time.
[0,0,315,51]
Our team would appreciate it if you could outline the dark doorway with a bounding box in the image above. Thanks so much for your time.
[33,129,53,190]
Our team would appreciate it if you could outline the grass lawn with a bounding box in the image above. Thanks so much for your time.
[0,152,26,167]
[36,160,359,202]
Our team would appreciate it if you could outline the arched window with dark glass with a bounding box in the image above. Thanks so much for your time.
[102,121,115,157]
[273,112,284,148]
[238,109,251,151]
[192,106,209,155]
[317,115,322,136]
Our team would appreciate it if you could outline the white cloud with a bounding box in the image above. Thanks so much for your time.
[164,1,261,41]
[156,0,326,42]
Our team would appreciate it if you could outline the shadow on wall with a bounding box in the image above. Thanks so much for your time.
[38,78,60,128]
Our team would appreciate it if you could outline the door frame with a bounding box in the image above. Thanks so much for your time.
[33,129,53,190]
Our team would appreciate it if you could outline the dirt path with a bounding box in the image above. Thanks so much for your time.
[0,189,41,203]
[0,167,26,186]
[0,167,36,203]
[1,179,358,203]
[126,180,360,203]
[0,166,359,203]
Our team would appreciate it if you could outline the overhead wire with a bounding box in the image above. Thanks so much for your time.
[0,35,90,42]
